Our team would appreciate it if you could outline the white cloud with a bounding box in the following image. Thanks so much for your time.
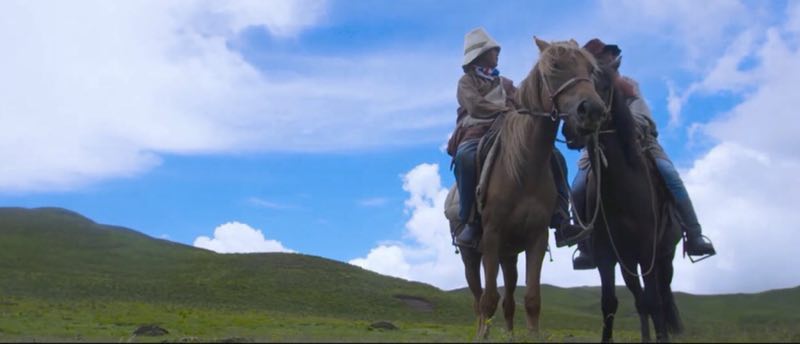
[349,163,601,291]
[194,221,294,253]
[670,11,800,293]
[349,163,464,290]
[702,28,800,160]
[349,245,411,279]
[667,29,759,127]
[673,143,800,294]
[0,0,456,193]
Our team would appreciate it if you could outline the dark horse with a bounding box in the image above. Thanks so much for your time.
[445,38,606,339]
[562,57,684,342]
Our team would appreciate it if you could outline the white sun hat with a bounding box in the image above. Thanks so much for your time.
[462,27,501,67]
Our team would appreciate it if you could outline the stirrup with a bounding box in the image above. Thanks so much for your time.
[683,234,716,263]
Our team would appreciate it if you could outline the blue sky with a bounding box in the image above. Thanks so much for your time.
[2,0,799,294]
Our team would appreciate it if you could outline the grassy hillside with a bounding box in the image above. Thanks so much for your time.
[0,207,798,342]
[0,208,468,320]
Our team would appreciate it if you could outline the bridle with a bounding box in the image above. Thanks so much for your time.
[517,65,594,122]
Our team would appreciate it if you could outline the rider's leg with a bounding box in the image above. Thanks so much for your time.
[570,164,596,269]
[550,148,590,247]
[454,139,481,248]
[654,158,716,256]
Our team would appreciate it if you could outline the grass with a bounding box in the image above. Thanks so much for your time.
[0,207,798,342]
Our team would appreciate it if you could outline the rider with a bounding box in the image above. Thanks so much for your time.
[571,38,717,269]
[448,27,587,248]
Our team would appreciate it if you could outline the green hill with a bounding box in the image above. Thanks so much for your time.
[0,207,798,342]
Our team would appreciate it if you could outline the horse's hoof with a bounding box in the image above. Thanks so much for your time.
[477,318,491,341]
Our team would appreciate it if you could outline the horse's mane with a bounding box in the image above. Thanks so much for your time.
[501,66,539,185]
[501,40,598,184]
[538,42,599,80]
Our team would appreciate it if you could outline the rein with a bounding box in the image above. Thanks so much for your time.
[583,84,660,278]
[553,79,618,234]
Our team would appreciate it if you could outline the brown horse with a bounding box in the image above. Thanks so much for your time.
[562,57,684,342]
[446,37,607,339]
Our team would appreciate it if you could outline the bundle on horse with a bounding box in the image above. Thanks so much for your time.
[562,57,684,342]
[445,37,606,339]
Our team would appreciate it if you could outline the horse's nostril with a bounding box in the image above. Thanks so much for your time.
[577,101,589,115]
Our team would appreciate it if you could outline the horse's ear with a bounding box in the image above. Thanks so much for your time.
[534,36,550,52]
[610,55,622,71]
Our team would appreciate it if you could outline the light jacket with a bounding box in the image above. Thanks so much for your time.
[446,69,517,156]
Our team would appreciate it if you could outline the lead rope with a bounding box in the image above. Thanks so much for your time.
[554,82,616,232]
[555,130,605,235]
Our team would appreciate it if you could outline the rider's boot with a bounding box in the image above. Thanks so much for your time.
[572,238,596,270]
[676,196,716,257]
[552,210,591,248]
[455,222,482,249]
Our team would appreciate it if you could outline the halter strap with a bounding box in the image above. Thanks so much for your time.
[539,66,593,114]
[519,67,593,121]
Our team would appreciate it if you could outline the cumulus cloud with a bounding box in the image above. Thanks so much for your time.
[194,221,293,253]
[670,10,800,293]
[0,0,456,193]
[349,163,603,291]
[349,163,464,290]
[702,29,800,160]
[666,30,759,127]
[672,143,800,294]
[349,245,411,279]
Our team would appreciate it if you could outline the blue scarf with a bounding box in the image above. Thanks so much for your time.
[475,66,499,80]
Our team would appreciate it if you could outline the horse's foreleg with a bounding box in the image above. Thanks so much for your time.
[461,248,483,316]
[500,254,519,333]
[620,258,650,342]
[598,260,618,343]
[478,233,501,340]
[523,229,547,335]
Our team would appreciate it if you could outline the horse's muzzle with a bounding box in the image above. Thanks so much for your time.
[576,99,606,130]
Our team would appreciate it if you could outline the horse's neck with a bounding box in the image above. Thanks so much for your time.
[500,112,558,183]
[502,66,559,180]
[590,131,650,201]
